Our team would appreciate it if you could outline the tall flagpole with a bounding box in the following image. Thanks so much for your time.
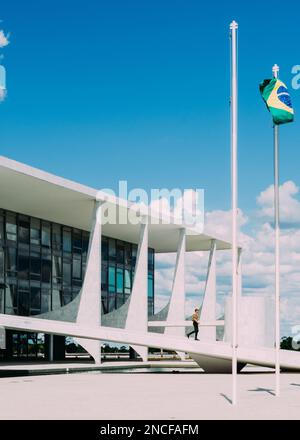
[272,63,280,397]
[230,20,238,406]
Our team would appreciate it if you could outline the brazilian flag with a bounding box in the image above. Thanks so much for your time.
[259,78,294,125]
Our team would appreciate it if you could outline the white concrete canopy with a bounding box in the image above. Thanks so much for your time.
[0,156,231,252]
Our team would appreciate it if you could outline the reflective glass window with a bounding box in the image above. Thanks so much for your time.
[62,289,72,306]
[108,295,116,312]
[101,238,108,262]
[18,216,30,244]
[0,288,4,313]
[117,267,123,293]
[0,214,4,241]
[108,266,115,292]
[30,287,41,311]
[63,258,71,285]
[73,229,82,250]
[72,256,81,280]
[0,208,155,320]
[30,218,40,245]
[18,290,29,316]
[63,228,72,252]
[18,247,30,280]
[109,239,116,261]
[116,293,124,308]
[5,284,17,314]
[82,232,89,257]
[124,244,132,266]
[101,294,108,314]
[52,254,62,283]
[41,222,51,247]
[52,224,61,250]
[101,264,108,291]
[132,244,137,267]
[148,249,154,271]
[6,214,17,241]
[72,287,80,299]
[124,269,131,294]
[148,298,154,316]
[27,333,38,357]
[116,242,124,265]
[41,251,51,283]
[41,289,51,313]
[6,247,16,275]
[148,273,154,298]
[0,248,4,278]
[82,260,86,279]
[30,251,41,281]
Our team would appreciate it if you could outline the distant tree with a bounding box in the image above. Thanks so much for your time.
[148,347,176,355]
[65,342,87,353]
[102,344,111,353]
[280,336,300,351]
[102,343,129,353]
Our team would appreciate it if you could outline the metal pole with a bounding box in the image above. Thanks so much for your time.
[230,20,238,406]
[272,63,280,397]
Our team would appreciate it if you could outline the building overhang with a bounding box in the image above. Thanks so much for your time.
[0,156,232,252]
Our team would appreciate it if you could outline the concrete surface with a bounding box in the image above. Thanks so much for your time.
[1,366,300,419]
[0,360,199,377]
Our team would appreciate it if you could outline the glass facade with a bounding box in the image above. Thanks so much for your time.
[9,332,45,360]
[0,208,155,360]
[101,237,154,315]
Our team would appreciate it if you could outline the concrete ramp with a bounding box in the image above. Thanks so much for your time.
[191,346,300,373]
[0,314,300,373]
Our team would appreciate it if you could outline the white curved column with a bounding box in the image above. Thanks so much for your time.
[125,217,148,361]
[74,200,103,364]
[164,228,186,359]
[199,239,216,341]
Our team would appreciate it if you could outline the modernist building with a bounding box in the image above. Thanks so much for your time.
[1,156,297,373]
[0,155,232,365]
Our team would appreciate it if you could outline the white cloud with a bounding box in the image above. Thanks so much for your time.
[257,181,300,224]
[149,188,204,230]
[204,208,249,246]
[0,30,9,48]
[154,180,300,336]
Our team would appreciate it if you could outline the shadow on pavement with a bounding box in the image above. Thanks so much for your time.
[220,393,232,404]
[248,387,275,396]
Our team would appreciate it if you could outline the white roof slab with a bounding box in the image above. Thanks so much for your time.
[0,156,231,252]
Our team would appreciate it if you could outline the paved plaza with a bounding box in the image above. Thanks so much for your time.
[1,365,300,419]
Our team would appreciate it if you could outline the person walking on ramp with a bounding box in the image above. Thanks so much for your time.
[187,308,200,340]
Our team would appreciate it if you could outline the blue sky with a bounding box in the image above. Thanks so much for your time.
[1,1,300,336]
[1,0,300,215]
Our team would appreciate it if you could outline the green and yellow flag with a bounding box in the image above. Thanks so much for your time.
[259,78,294,125]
